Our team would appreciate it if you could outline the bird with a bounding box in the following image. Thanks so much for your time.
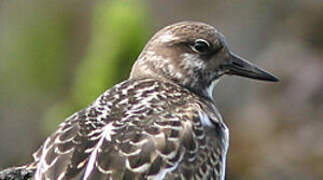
[24,21,278,180]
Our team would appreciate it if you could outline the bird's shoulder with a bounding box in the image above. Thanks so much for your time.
[32,78,223,179]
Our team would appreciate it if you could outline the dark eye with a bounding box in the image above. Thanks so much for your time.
[192,39,210,54]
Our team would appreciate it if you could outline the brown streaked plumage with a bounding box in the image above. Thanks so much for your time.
[24,21,278,180]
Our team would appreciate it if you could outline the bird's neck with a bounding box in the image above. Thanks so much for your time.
[184,79,220,102]
[204,79,220,100]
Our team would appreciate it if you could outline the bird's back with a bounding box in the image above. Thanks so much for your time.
[31,78,228,180]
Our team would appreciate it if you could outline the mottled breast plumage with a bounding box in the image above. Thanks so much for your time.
[31,79,228,180]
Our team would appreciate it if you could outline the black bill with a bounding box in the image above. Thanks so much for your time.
[225,52,279,82]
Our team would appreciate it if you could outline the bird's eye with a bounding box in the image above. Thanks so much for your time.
[192,39,210,54]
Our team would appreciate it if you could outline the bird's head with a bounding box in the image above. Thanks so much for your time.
[130,21,278,99]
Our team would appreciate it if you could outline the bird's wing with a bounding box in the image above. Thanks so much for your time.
[32,109,95,180]
[32,80,226,180]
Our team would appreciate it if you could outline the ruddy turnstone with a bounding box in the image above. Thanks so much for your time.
[25,21,278,180]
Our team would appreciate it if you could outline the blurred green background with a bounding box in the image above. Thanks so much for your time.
[0,0,322,179]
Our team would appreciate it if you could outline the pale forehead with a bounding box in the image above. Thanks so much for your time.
[154,21,223,43]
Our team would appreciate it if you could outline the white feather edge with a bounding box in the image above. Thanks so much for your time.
[83,123,115,179]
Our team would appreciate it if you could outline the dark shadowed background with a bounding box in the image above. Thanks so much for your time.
[0,0,322,179]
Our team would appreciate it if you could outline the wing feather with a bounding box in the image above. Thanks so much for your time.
[32,79,228,180]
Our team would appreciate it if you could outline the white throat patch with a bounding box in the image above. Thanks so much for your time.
[206,79,220,99]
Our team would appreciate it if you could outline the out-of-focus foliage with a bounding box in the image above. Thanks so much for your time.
[74,0,149,105]
[0,1,69,97]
